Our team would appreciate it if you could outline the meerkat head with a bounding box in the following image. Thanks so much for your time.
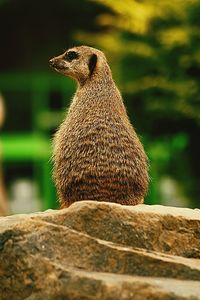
[49,45,110,85]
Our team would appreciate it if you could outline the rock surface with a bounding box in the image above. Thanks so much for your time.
[0,201,200,300]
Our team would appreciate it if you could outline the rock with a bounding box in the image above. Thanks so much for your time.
[0,201,200,300]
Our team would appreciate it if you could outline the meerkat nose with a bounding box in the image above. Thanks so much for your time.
[49,58,55,67]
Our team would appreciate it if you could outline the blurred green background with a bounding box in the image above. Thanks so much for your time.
[0,0,200,214]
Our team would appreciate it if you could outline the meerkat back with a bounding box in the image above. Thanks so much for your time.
[49,45,149,207]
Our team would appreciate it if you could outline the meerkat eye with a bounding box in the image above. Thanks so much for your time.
[64,51,79,62]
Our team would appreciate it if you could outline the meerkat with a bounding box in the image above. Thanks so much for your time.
[49,46,149,208]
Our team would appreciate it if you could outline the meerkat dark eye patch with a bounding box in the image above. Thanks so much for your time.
[88,53,97,78]
[64,51,79,62]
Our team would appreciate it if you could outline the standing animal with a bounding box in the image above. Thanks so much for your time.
[49,46,149,207]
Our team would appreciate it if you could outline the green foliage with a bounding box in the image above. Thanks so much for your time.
[76,0,200,121]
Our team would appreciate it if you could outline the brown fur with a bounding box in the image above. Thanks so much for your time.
[49,46,149,207]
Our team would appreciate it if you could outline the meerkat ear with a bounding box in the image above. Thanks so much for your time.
[88,53,97,77]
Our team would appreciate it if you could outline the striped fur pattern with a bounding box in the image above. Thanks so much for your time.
[50,46,149,207]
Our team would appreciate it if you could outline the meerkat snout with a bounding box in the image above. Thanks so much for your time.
[49,58,56,68]
[49,57,67,71]
[49,58,55,66]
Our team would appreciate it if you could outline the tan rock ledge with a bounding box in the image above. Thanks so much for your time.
[0,201,200,300]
